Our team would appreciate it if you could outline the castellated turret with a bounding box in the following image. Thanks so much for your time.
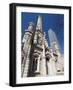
[21,22,34,77]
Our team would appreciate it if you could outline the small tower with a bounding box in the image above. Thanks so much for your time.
[32,16,47,77]
[21,22,34,77]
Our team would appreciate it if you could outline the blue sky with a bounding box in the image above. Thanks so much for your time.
[21,12,64,54]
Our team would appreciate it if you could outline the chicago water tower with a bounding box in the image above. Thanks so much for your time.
[21,15,64,77]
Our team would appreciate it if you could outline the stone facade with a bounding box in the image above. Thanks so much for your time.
[21,16,64,77]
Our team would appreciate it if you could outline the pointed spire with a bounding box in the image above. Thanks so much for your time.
[36,15,42,31]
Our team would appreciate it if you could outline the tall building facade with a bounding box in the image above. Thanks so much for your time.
[21,16,64,77]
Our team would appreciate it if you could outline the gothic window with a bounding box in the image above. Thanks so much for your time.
[46,57,50,62]
[46,60,48,75]
[33,58,38,71]
[32,58,37,72]
[35,58,38,71]
[33,57,40,73]
[46,57,50,75]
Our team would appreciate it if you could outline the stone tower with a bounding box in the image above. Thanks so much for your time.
[21,22,34,77]
[21,16,64,77]
[32,15,47,76]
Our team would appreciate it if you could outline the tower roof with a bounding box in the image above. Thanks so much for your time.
[36,15,42,31]
[28,22,34,32]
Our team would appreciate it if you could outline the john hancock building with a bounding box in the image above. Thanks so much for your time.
[21,15,64,77]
